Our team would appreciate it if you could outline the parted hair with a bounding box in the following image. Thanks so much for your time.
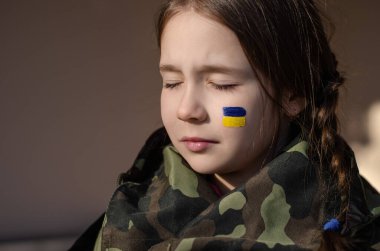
[155,0,357,250]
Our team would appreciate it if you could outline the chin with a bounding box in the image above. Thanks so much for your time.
[181,157,212,174]
[189,166,218,175]
[184,158,227,175]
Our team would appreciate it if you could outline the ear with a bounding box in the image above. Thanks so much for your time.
[282,91,306,118]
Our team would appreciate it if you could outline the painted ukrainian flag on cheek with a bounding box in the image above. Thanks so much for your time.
[222,107,246,127]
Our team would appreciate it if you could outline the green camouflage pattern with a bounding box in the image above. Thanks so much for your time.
[84,128,380,250]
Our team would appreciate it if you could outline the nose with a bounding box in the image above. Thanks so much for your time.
[177,85,207,123]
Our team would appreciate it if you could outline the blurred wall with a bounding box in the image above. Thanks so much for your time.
[0,0,164,241]
[326,0,380,142]
[0,0,379,245]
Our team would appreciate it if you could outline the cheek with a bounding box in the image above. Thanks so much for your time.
[160,92,172,126]
[221,107,247,128]
[250,99,278,147]
[218,104,258,147]
[160,91,182,132]
[222,94,268,146]
[236,95,261,131]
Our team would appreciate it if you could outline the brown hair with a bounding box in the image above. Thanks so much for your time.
[155,0,354,249]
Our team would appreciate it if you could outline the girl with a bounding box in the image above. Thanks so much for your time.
[70,0,380,250]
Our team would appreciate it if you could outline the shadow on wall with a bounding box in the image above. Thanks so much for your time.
[351,101,380,192]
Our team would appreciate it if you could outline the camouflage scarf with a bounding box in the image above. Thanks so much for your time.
[89,128,380,251]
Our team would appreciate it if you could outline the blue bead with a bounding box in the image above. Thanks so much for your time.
[323,218,340,232]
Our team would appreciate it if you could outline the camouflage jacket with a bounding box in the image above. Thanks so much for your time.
[70,127,380,251]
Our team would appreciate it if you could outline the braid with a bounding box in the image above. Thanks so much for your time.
[302,53,358,250]
[299,52,352,217]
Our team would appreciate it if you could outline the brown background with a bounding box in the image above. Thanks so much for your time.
[0,0,379,245]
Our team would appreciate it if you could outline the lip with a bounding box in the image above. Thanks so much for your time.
[180,137,218,152]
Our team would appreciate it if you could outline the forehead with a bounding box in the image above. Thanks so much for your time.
[159,10,253,75]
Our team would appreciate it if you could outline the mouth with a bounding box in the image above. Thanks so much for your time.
[180,137,218,152]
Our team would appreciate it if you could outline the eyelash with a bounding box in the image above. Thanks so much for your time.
[210,83,237,91]
[163,82,237,91]
[164,82,182,89]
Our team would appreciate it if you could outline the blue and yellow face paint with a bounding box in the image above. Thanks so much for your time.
[222,107,246,127]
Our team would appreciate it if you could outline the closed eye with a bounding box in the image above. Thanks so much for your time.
[163,82,182,89]
[210,82,238,91]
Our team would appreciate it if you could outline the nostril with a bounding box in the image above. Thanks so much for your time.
[176,99,207,122]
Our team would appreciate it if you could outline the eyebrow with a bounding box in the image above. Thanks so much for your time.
[159,64,247,76]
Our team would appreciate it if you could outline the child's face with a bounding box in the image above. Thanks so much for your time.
[159,11,279,179]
